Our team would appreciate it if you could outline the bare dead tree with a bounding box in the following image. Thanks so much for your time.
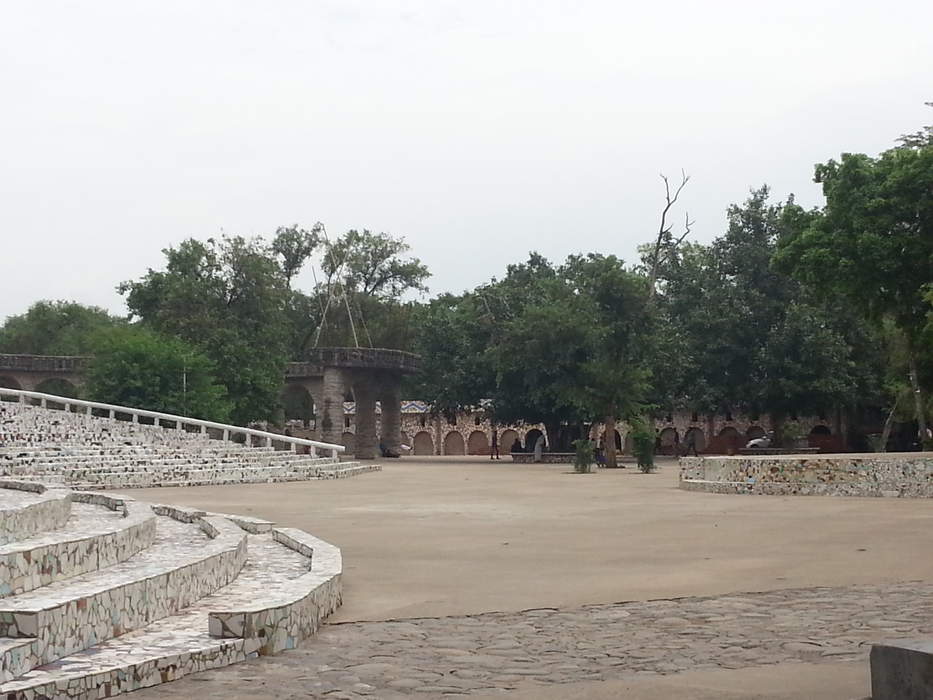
[647,170,694,301]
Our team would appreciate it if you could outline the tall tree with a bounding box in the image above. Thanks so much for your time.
[774,133,933,440]
[120,236,290,424]
[0,301,123,355]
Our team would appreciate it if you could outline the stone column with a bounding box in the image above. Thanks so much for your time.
[319,367,346,448]
[379,379,402,455]
[353,380,377,459]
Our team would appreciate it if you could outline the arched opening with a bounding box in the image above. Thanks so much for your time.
[467,430,489,455]
[499,429,519,454]
[282,385,314,427]
[524,428,545,452]
[413,431,435,455]
[718,426,741,455]
[810,425,832,435]
[342,431,356,453]
[658,427,679,455]
[807,424,839,451]
[443,431,465,455]
[34,378,78,399]
[746,425,766,442]
[684,427,706,453]
[0,376,21,401]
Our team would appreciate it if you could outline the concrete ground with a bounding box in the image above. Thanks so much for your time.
[124,456,933,698]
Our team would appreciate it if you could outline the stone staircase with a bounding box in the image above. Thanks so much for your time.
[0,401,380,489]
[0,480,342,698]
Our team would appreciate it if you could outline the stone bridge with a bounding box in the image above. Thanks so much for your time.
[0,349,419,459]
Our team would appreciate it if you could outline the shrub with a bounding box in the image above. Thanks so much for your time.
[572,438,595,474]
[630,420,655,473]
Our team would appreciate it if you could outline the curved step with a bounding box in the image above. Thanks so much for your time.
[0,513,246,681]
[0,494,156,598]
[0,527,342,699]
[0,482,70,545]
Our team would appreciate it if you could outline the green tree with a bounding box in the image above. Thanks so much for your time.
[0,301,123,355]
[775,136,933,439]
[86,326,231,421]
[120,236,290,424]
[273,224,322,286]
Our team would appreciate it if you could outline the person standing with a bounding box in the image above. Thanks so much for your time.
[490,428,500,460]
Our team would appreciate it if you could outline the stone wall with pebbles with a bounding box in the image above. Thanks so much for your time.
[0,483,345,697]
[680,452,933,497]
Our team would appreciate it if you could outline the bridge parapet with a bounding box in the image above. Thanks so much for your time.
[0,354,89,373]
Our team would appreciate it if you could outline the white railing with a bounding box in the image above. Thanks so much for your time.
[0,387,344,458]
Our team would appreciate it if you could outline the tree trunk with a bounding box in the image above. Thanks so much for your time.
[604,415,618,468]
[907,346,928,448]
[879,393,900,453]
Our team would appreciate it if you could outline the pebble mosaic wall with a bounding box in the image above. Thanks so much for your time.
[680,453,933,497]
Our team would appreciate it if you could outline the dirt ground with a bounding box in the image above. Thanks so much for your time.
[123,456,933,698]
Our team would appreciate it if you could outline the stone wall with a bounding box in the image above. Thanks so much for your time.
[679,453,933,497]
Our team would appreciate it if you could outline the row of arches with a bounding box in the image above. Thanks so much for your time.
[400,429,547,456]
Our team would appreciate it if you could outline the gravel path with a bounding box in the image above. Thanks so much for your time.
[134,580,933,699]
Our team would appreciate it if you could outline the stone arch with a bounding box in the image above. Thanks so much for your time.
[34,378,78,399]
[684,427,706,453]
[282,384,314,426]
[342,431,356,453]
[658,427,679,455]
[413,431,435,455]
[0,376,22,401]
[718,426,742,454]
[746,425,766,442]
[524,428,545,451]
[443,431,465,455]
[499,429,519,454]
[467,430,489,455]
[810,425,832,435]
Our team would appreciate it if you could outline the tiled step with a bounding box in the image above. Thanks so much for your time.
[0,494,156,598]
[0,513,246,681]
[0,482,70,545]
[0,529,342,699]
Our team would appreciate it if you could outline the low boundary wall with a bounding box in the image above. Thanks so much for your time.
[679,453,933,497]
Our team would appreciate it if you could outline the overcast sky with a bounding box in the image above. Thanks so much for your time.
[1,0,930,321]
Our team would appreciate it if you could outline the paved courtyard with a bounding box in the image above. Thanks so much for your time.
[124,457,933,699]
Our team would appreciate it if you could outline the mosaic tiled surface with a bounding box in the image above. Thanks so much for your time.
[0,483,70,546]
[0,403,380,489]
[680,453,933,497]
[0,484,344,698]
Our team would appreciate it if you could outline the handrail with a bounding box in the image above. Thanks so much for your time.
[0,387,344,458]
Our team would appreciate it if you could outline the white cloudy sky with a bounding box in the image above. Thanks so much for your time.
[1,0,930,321]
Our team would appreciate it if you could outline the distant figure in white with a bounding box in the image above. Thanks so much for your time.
[746,432,774,449]
[533,435,545,463]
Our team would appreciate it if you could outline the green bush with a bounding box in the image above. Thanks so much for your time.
[630,420,655,473]
[572,438,595,474]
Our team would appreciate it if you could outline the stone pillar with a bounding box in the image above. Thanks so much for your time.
[353,380,377,459]
[379,379,402,455]
[319,367,346,448]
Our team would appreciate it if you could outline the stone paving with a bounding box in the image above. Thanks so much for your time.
[132,580,933,698]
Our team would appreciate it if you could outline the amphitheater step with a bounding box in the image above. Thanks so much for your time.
[0,483,70,545]
[0,528,342,699]
[0,494,155,597]
[0,513,246,681]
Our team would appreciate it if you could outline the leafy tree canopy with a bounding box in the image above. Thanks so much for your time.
[86,326,231,421]
[0,301,124,355]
